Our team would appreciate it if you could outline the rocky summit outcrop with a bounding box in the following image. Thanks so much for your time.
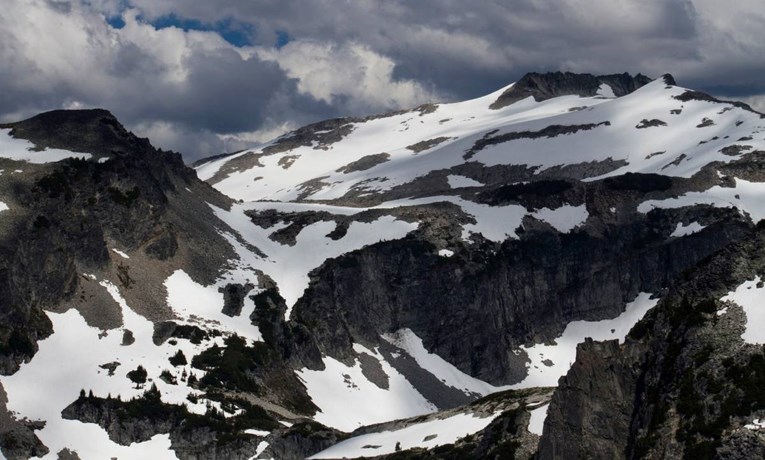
[489,71,654,109]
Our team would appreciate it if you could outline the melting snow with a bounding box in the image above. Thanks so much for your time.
[532,205,589,233]
[0,129,92,163]
[382,329,498,396]
[112,248,130,259]
[745,418,765,430]
[528,403,549,436]
[511,293,658,388]
[446,175,484,188]
[212,203,418,318]
[670,222,706,237]
[0,278,223,459]
[638,178,765,223]
[721,277,765,344]
[296,346,436,432]
[309,411,501,459]
[164,270,261,342]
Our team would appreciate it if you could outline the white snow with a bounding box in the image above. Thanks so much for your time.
[0,129,92,163]
[0,202,8,212]
[111,248,130,259]
[212,203,418,318]
[527,403,549,435]
[309,411,501,459]
[745,418,765,430]
[511,293,658,389]
[164,270,262,342]
[447,175,484,188]
[638,178,765,223]
[382,329,499,396]
[438,249,454,257]
[670,222,706,237]
[202,78,765,204]
[0,278,224,459]
[596,84,616,98]
[721,277,765,344]
[244,429,271,437]
[296,346,436,432]
[532,205,588,233]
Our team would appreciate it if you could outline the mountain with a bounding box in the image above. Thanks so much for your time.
[0,72,763,459]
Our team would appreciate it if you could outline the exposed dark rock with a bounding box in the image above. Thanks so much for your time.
[464,122,611,160]
[407,137,452,153]
[720,145,753,156]
[264,421,349,460]
[490,72,653,109]
[538,225,765,459]
[288,200,750,386]
[635,119,668,129]
[62,388,279,460]
[219,283,254,317]
[144,228,178,260]
[674,91,764,117]
[336,153,391,173]
[263,118,355,155]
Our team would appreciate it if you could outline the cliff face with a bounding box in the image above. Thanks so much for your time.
[539,226,765,459]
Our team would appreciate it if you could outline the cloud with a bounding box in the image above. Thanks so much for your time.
[255,40,440,113]
[1,0,764,160]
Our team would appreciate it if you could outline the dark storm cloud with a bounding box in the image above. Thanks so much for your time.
[1,0,764,160]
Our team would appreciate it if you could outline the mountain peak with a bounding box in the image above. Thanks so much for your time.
[1,108,147,156]
[490,71,655,109]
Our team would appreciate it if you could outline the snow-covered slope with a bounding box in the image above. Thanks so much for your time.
[1,72,764,459]
[198,76,765,204]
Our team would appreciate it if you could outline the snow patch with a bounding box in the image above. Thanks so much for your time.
[721,277,765,344]
[164,270,262,341]
[511,293,658,388]
[309,411,501,458]
[438,249,454,257]
[0,129,92,163]
[446,175,484,188]
[596,84,616,98]
[296,350,436,432]
[382,329,498,396]
[0,201,8,212]
[112,248,130,259]
[670,222,706,237]
[638,178,765,223]
[528,403,549,435]
[212,203,418,318]
[532,205,588,233]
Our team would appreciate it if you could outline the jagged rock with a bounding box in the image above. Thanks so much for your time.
[489,72,653,109]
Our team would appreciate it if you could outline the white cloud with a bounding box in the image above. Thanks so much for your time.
[256,40,440,113]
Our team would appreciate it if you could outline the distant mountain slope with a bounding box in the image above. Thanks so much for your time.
[0,72,763,459]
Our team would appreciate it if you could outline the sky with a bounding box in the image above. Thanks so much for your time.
[2,0,764,161]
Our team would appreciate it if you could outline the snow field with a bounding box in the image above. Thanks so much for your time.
[382,329,499,397]
[721,277,765,344]
[0,129,92,163]
[527,403,550,436]
[309,411,502,459]
[296,344,436,432]
[202,79,765,205]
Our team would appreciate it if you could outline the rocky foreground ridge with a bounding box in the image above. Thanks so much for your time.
[0,72,763,458]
